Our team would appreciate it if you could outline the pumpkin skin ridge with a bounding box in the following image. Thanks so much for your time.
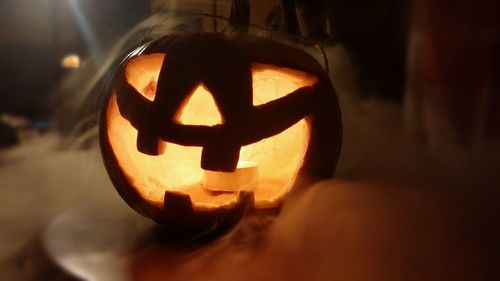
[100,32,342,233]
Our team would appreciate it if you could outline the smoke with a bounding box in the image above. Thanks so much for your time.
[1,9,499,281]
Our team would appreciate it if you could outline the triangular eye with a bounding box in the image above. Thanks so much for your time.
[175,83,224,126]
[124,53,165,101]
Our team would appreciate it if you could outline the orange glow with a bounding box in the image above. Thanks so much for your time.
[106,54,317,210]
[203,160,259,192]
[176,84,224,126]
[124,54,164,101]
[60,54,80,69]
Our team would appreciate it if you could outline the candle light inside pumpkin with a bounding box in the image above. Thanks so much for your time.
[203,160,259,192]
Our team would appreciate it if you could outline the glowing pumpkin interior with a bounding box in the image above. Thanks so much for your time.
[106,54,317,210]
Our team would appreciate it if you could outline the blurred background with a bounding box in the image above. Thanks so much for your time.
[0,0,150,146]
[0,0,499,280]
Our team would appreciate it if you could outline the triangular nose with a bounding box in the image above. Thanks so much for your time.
[176,84,224,126]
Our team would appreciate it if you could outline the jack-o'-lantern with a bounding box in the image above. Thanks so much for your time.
[100,33,342,233]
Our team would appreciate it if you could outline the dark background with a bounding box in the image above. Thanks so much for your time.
[0,0,150,120]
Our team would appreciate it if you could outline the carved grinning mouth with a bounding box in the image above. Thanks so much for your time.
[106,51,316,210]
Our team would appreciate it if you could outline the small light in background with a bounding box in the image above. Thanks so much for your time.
[61,54,81,69]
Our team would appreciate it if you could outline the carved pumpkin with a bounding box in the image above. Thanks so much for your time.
[100,33,342,233]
